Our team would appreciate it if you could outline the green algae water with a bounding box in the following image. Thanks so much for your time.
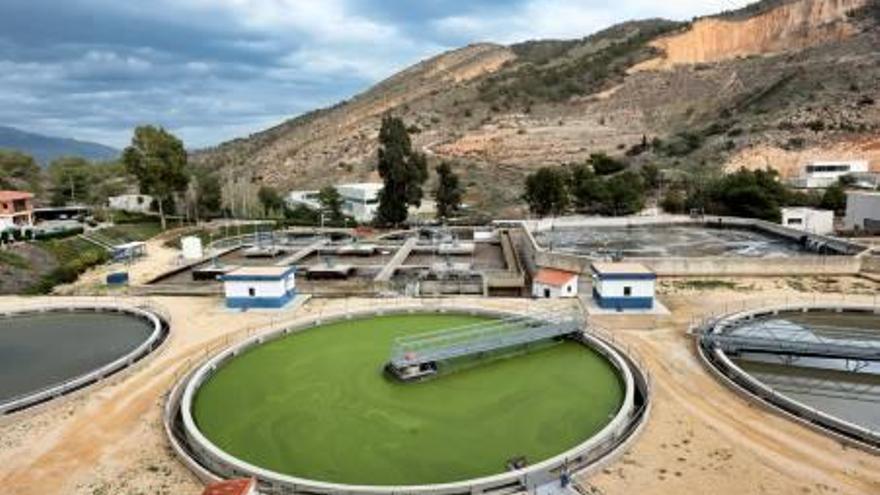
[193,314,624,486]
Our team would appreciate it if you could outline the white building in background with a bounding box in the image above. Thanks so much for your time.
[285,190,322,211]
[286,182,436,224]
[108,194,154,213]
[780,207,835,235]
[336,183,383,223]
[531,268,579,299]
[844,191,880,233]
[591,262,656,311]
[790,160,869,189]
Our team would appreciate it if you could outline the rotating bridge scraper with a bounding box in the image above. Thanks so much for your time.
[386,310,585,381]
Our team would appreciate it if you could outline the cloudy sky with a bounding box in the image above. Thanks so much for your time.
[0,0,752,149]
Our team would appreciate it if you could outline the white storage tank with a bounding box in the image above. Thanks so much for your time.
[181,236,204,260]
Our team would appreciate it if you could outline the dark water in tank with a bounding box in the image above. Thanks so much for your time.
[536,225,814,258]
[0,311,153,403]
[731,312,880,432]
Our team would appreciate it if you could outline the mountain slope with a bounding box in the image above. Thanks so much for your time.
[193,0,880,216]
[0,126,119,166]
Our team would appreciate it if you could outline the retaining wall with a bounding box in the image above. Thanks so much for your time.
[513,215,869,277]
[696,303,880,451]
[166,305,650,495]
[0,302,169,415]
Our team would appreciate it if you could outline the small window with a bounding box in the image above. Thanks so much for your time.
[567,285,573,293]
[623,286,632,297]
[248,287,256,297]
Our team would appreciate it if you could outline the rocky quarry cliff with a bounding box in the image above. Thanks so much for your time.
[193,0,880,216]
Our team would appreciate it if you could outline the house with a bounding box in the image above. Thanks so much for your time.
[337,183,383,223]
[844,191,880,233]
[0,190,34,230]
[221,266,297,309]
[591,262,656,311]
[285,190,322,211]
[790,160,869,189]
[201,478,257,495]
[532,268,579,298]
[780,207,834,235]
[108,194,154,213]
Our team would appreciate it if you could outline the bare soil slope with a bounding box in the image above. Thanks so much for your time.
[193,0,880,216]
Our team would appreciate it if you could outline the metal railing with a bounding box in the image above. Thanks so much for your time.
[390,310,583,367]
[165,299,650,495]
[0,296,171,415]
[691,295,880,450]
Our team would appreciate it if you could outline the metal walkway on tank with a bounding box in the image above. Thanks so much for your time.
[703,319,880,361]
[389,311,584,369]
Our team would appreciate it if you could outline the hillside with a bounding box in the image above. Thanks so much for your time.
[192,0,880,217]
[0,126,119,166]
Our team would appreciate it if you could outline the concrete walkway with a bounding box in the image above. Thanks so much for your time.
[374,236,418,282]
[274,239,327,266]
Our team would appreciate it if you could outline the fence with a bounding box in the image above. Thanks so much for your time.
[691,296,880,451]
[164,300,652,495]
[0,296,171,415]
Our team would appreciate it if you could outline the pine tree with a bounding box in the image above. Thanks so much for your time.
[434,162,464,220]
[375,116,428,226]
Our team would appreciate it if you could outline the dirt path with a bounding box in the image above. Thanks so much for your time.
[583,292,880,495]
[1,293,878,494]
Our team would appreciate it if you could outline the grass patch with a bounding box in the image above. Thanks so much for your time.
[672,279,740,291]
[0,250,30,269]
[26,238,110,294]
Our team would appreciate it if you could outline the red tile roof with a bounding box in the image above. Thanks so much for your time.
[533,268,578,286]
[202,478,255,495]
[0,190,34,202]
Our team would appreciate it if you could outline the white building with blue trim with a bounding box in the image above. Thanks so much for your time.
[221,266,297,309]
[591,262,656,311]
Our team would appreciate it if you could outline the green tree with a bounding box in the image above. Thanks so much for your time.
[693,168,787,221]
[47,156,92,206]
[318,185,344,223]
[434,162,464,220]
[640,163,661,190]
[603,171,645,215]
[122,126,189,230]
[569,163,606,212]
[375,116,428,226]
[184,167,223,222]
[820,183,847,215]
[523,167,569,216]
[257,185,284,217]
[660,188,687,214]
[589,153,627,176]
[0,150,41,194]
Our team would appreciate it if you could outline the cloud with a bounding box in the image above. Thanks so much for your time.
[0,0,754,149]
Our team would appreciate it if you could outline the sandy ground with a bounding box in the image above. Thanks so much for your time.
[52,236,184,296]
[1,287,878,495]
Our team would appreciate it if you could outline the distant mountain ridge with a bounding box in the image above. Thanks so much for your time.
[192,0,880,216]
[0,126,119,166]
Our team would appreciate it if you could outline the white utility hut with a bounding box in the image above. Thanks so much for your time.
[532,268,579,299]
[780,207,834,235]
[221,266,297,309]
[591,262,656,311]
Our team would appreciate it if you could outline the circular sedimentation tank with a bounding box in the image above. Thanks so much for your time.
[698,304,880,449]
[0,303,167,414]
[174,309,644,493]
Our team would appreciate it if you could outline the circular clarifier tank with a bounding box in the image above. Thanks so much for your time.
[0,305,165,413]
[187,312,630,487]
